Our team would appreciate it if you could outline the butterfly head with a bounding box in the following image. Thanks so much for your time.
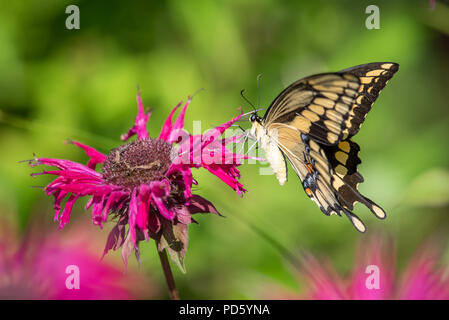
[250,113,262,123]
[249,112,264,141]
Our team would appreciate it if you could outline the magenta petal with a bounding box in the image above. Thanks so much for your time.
[201,113,243,149]
[301,255,347,300]
[102,191,127,222]
[167,164,193,201]
[150,180,173,220]
[398,248,449,300]
[204,164,246,195]
[121,93,151,141]
[70,141,107,169]
[149,179,170,198]
[158,101,182,141]
[137,185,151,239]
[91,195,106,227]
[128,188,138,246]
[52,190,69,222]
[58,194,79,229]
[168,99,191,143]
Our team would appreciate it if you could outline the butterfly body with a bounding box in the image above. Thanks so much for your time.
[249,62,398,232]
[250,118,288,185]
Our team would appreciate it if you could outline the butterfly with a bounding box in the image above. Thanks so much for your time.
[248,62,399,232]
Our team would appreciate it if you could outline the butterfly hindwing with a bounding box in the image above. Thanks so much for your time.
[321,139,386,219]
[275,126,367,232]
[264,62,399,145]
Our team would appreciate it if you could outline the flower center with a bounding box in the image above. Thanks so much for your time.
[102,138,173,188]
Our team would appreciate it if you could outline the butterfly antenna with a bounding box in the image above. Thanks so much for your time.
[240,89,257,112]
[256,74,262,108]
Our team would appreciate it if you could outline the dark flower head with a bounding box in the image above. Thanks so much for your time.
[102,138,173,188]
[29,92,252,270]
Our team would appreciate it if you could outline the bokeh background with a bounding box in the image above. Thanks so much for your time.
[1,0,449,299]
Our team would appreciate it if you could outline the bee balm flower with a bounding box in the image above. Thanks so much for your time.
[29,92,250,270]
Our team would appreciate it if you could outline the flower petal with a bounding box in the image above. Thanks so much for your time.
[150,180,174,220]
[158,101,182,141]
[58,194,79,229]
[69,140,107,169]
[121,93,151,141]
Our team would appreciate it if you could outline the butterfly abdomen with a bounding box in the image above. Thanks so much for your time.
[259,130,288,186]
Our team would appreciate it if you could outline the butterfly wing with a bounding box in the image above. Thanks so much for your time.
[271,123,387,232]
[273,125,370,232]
[263,62,399,145]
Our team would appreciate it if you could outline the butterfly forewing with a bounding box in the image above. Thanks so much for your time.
[264,62,399,145]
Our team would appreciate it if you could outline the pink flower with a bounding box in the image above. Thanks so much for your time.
[261,237,449,300]
[28,92,251,270]
[0,219,156,299]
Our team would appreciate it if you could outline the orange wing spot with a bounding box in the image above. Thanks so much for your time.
[306,163,314,174]
[305,188,313,196]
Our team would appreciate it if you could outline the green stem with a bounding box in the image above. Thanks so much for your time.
[157,245,180,300]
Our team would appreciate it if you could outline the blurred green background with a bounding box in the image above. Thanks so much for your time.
[1,0,449,299]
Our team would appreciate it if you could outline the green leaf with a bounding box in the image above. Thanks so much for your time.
[157,219,189,273]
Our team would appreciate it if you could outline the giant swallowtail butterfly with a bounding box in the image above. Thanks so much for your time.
[248,62,399,232]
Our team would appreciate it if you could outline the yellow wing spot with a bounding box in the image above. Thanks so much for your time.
[327,131,339,144]
[309,104,325,115]
[338,141,350,153]
[366,69,384,77]
[324,120,341,134]
[335,151,349,164]
[341,96,353,105]
[308,74,342,85]
[345,119,352,128]
[356,96,364,104]
[367,87,373,93]
[345,88,357,97]
[351,216,366,233]
[326,109,343,122]
[302,109,320,122]
[314,97,335,109]
[343,74,357,81]
[335,164,347,175]
[358,85,365,93]
[360,77,373,84]
[309,140,320,152]
[335,102,349,114]
[348,82,360,90]
[372,205,386,219]
[290,116,311,133]
[332,177,345,189]
[332,80,350,87]
[322,92,339,101]
[381,63,393,69]
[313,85,344,94]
